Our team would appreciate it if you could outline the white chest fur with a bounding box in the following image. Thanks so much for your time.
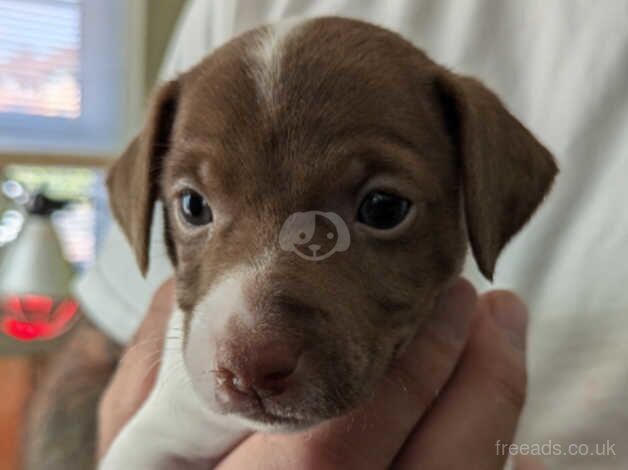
[99,309,249,470]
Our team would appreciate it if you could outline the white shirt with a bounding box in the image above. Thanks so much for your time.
[75,1,628,468]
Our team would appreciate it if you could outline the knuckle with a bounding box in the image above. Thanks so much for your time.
[391,328,463,405]
[427,328,464,366]
[482,290,526,314]
[484,356,527,411]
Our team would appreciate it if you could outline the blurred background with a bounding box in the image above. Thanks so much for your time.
[0,1,184,467]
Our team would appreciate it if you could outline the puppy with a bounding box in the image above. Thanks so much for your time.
[102,16,557,469]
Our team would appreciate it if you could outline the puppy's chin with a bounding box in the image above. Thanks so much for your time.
[205,377,366,432]
[190,348,400,433]
[228,409,323,433]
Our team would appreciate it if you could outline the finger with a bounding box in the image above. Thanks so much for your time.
[217,278,477,470]
[394,290,528,470]
[97,278,175,458]
[131,277,177,344]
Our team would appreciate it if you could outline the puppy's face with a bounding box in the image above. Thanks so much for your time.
[108,18,557,430]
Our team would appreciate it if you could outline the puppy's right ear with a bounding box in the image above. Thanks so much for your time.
[107,80,179,275]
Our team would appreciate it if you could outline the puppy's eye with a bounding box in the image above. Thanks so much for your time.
[179,190,212,226]
[358,191,411,230]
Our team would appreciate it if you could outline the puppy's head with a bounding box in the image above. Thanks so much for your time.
[108,17,557,430]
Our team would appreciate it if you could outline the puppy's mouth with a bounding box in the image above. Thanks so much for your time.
[214,384,315,430]
[211,342,405,431]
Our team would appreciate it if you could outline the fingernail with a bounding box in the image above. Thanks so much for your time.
[488,293,528,351]
[433,278,476,340]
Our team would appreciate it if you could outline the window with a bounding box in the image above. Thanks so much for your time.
[0,0,144,158]
[0,0,81,118]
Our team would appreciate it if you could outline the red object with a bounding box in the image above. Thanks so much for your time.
[1,295,79,341]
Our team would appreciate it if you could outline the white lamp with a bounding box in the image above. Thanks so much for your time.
[0,194,79,341]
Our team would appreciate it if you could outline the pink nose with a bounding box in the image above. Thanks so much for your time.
[215,340,302,399]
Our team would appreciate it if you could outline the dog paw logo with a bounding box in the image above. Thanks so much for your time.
[279,211,350,261]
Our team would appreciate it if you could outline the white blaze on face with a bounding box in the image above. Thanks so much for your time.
[183,254,276,404]
[248,18,305,113]
[184,268,248,404]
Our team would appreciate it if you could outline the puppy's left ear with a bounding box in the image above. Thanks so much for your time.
[434,71,558,280]
[107,80,179,275]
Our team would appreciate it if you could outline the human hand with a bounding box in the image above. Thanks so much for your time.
[98,277,532,469]
[97,278,175,459]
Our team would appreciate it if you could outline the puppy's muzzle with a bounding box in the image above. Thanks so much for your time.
[214,331,303,411]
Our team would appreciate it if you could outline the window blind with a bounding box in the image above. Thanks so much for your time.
[0,0,81,118]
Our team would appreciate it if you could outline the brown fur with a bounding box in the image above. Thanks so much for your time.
[23,320,120,470]
[107,17,556,425]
